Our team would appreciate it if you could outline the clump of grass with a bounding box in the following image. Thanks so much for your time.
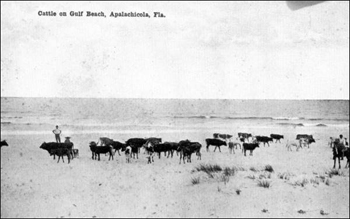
[191,177,200,185]
[278,172,294,180]
[309,178,320,185]
[235,189,241,195]
[326,169,343,178]
[324,178,331,186]
[264,165,274,173]
[257,179,272,188]
[221,175,230,185]
[259,172,271,179]
[250,166,259,172]
[195,164,222,173]
[232,165,246,171]
[223,167,236,177]
[293,178,309,187]
[246,174,256,180]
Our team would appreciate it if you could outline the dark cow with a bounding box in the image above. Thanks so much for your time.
[40,142,74,160]
[242,143,259,156]
[296,134,315,148]
[270,134,284,143]
[177,141,202,164]
[1,140,9,147]
[238,133,252,142]
[126,138,147,156]
[49,148,71,164]
[110,140,126,156]
[205,138,227,152]
[152,143,171,159]
[163,142,180,158]
[255,136,273,147]
[89,141,114,161]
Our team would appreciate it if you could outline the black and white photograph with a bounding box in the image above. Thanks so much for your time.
[1,1,349,218]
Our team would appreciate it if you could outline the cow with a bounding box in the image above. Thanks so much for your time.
[286,140,302,151]
[89,141,114,161]
[270,134,284,143]
[40,142,74,160]
[110,140,126,156]
[255,136,273,147]
[126,138,147,157]
[1,140,8,147]
[152,143,171,159]
[296,134,315,148]
[242,143,259,156]
[177,141,201,164]
[163,142,180,158]
[49,148,71,164]
[238,133,252,142]
[205,138,227,152]
[98,137,114,146]
[214,133,233,140]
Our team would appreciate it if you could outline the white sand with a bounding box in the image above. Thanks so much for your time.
[1,125,349,218]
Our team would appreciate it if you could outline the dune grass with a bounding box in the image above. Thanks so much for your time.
[257,179,272,188]
[191,177,200,185]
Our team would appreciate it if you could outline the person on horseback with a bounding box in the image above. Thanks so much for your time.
[339,135,346,160]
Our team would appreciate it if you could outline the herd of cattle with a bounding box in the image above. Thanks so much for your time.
[1,132,348,168]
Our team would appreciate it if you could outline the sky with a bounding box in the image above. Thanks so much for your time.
[1,1,349,99]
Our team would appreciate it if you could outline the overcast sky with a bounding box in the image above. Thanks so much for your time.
[1,1,349,99]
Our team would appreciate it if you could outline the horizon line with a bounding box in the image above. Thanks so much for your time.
[1,96,349,101]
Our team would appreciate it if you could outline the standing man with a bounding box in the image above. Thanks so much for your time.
[52,125,62,143]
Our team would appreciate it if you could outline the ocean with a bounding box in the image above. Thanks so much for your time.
[1,97,349,136]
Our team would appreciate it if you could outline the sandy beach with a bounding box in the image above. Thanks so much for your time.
[1,124,349,218]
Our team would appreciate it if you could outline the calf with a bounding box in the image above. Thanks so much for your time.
[49,148,71,164]
[89,141,114,161]
[124,146,132,163]
[205,138,227,152]
[242,143,259,156]
[1,140,9,147]
[72,149,79,158]
[286,140,302,151]
[270,134,284,143]
[228,141,241,154]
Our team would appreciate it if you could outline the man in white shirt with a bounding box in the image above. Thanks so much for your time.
[52,125,62,143]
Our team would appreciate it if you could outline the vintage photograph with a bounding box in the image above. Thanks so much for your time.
[1,1,349,218]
